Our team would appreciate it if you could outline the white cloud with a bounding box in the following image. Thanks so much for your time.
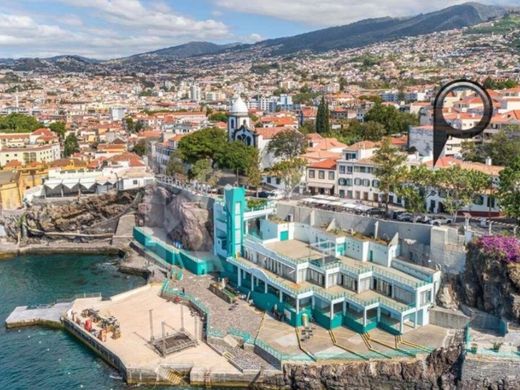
[0,0,233,58]
[214,0,514,26]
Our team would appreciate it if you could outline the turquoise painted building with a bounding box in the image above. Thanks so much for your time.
[213,186,441,334]
[133,226,216,275]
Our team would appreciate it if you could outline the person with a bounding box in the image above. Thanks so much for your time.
[182,287,185,295]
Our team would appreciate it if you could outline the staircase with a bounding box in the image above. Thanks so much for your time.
[329,330,369,360]
[166,370,184,386]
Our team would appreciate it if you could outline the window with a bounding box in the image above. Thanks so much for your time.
[372,180,380,188]
[328,171,335,180]
[346,178,352,186]
[133,180,138,185]
[309,170,315,178]
[318,170,325,179]
[347,166,353,174]
[359,166,366,173]
[354,178,362,185]
[339,165,346,174]
[363,179,370,187]
[267,177,272,183]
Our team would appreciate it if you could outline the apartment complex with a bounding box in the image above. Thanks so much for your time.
[213,186,440,334]
[0,128,60,166]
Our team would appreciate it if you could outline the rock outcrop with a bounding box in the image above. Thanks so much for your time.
[1,190,141,242]
[258,345,463,390]
[461,241,520,322]
[139,185,213,252]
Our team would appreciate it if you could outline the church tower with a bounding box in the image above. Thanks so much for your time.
[228,96,251,140]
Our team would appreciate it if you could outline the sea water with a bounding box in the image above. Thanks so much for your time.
[0,253,147,389]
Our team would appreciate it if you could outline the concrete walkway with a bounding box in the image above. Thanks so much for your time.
[5,302,72,328]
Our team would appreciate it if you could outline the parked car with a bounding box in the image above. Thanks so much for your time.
[268,190,284,200]
[396,212,413,222]
[414,215,431,224]
[366,207,386,217]
[258,191,272,198]
[429,216,453,226]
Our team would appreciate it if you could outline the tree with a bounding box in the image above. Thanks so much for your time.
[191,158,213,183]
[166,150,186,178]
[267,129,306,159]
[49,121,66,139]
[315,96,331,134]
[497,156,520,223]
[397,165,434,220]
[208,112,228,122]
[434,165,491,219]
[63,133,79,157]
[178,127,228,164]
[0,113,42,133]
[245,148,262,194]
[215,141,257,174]
[373,137,407,212]
[270,158,306,199]
[364,101,418,135]
[461,128,520,167]
[133,139,147,156]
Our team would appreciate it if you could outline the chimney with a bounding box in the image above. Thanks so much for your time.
[485,156,492,166]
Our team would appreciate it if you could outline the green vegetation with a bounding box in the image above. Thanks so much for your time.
[0,113,42,133]
[364,102,418,135]
[267,129,306,159]
[373,137,407,212]
[497,155,520,223]
[293,84,319,105]
[49,121,66,139]
[64,133,79,157]
[435,165,491,218]
[125,117,145,133]
[208,112,228,122]
[483,77,518,90]
[465,14,520,35]
[462,128,520,167]
[349,54,382,71]
[315,96,331,134]
[330,120,386,145]
[269,158,306,199]
[177,127,258,176]
[133,139,147,156]
[250,63,279,75]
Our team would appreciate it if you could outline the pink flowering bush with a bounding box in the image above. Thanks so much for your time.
[476,235,520,264]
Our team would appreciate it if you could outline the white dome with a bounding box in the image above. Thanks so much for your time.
[231,96,248,115]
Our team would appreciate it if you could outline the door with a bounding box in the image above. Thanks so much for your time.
[280,230,289,241]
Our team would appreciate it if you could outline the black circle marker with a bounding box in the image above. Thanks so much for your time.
[433,79,493,166]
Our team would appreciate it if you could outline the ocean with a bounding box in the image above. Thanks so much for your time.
[0,253,147,390]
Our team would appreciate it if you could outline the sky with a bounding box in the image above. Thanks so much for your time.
[0,0,517,59]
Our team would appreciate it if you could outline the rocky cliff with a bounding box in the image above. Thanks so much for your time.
[0,190,141,242]
[138,185,213,252]
[258,345,463,390]
[436,236,520,323]
[460,239,520,322]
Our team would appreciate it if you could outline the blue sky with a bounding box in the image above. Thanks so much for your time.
[0,0,516,59]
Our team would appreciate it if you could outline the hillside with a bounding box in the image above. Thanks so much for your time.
[254,3,507,54]
[0,2,512,73]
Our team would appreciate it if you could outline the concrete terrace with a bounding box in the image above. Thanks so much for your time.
[69,285,240,374]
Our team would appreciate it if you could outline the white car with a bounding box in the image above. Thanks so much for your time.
[429,216,453,226]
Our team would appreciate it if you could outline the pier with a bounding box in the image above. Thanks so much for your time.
[5,302,72,329]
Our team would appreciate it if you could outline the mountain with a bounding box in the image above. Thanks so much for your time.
[130,41,239,60]
[0,2,511,73]
[253,2,508,54]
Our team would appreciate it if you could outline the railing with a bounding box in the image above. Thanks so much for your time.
[227,327,253,344]
[244,236,301,268]
[371,266,429,289]
[340,263,371,276]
